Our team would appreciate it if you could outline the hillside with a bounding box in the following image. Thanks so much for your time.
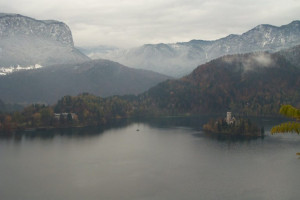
[2,46,300,130]
[0,13,89,68]
[90,20,300,77]
[2,46,299,116]
[140,50,300,115]
[0,59,170,104]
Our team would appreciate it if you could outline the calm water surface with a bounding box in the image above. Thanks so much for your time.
[0,117,299,200]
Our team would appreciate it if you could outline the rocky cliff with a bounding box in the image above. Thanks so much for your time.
[0,13,89,68]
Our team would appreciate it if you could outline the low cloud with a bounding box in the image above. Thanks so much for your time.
[243,53,274,71]
[1,0,300,47]
[252,53,273,67]
[223,52,275,71]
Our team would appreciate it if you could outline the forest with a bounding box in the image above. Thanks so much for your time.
[0,94,138,133]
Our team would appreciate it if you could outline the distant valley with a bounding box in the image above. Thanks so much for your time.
[0,13,299,112]
[0,13,171,104]
[84,21,300,77]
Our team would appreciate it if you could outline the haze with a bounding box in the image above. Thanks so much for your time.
[1,0,300,48]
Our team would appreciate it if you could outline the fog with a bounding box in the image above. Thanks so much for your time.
[1,0,300,47]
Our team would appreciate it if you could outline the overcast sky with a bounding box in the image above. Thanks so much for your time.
[1,0,300,48]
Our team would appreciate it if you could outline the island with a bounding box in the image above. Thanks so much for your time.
[203,112,264,138]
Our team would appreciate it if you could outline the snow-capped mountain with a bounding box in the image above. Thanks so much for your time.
[0,13,89,68]
[92,20,300,77]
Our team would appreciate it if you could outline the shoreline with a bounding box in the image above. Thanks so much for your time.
[0,114,288,135]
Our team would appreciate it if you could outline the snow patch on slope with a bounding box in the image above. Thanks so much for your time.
[0,64,43,75]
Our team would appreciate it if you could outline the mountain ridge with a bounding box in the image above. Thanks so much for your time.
[0,13,73,46]
[2,46,299,129]
[87,20,300,77]
[138,46,300,115]
[0,59,171,104]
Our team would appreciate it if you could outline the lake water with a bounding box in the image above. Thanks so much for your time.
[0,116,299,200]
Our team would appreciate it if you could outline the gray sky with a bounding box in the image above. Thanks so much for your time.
[1,0,300,48]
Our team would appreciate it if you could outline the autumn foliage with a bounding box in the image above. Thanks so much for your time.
[271,105,300,134]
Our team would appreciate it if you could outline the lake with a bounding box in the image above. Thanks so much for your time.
[0,116,299,200]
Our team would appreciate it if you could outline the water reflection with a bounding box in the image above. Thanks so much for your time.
[198,131,264,142]
[0,116,299,200]
[0,115,291,143]
[140,115,216,130]
[0,118,134,141]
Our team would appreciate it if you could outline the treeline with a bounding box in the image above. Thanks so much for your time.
[54,94,138,125]
[0,84,299,134]
[0,104,55,133]
[0,93,140,133]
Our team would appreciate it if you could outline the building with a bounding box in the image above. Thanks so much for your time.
[54,113,77,120]
[225,112,236,124]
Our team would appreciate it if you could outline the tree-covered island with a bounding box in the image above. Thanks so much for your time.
[203,112,264,138]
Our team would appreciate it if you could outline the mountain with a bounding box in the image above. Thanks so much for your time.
[0,59,170,104]
[27,46,300,128]
[0,13,89,68]
[91,20,300,77]
[4,46,300,130]
[139,47,300,115]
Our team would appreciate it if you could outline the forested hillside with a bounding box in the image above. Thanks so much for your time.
[141,51,300,115]
[0,59,171,104]
[1,47,300,132]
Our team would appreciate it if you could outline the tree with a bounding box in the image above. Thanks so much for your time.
[40,107,54,126]
[271,105,300,134]
[271,105,300,155]
[3,115,13,133]
[67,113,73,125]
[32,112,41,127]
